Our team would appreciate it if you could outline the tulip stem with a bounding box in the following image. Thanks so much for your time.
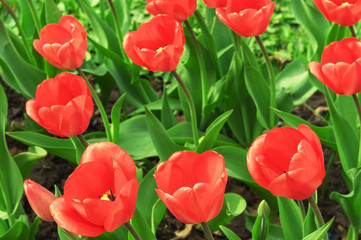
[350,25,357,38]
[297,200,306,221]
[77,134,89,148]
[76,68,112,142]
[308,196,326,235]
[255,35,276,128]
[352,94,361,166]
[201,222,215,240]
[172,70,199,147]
[124,222,142,240]
[1,0,36,66]
[184,20,208,112]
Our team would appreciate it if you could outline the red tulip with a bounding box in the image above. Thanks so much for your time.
[203,0,227,8]
[24,179,57,222]
[49,142,139,237]
[216,0,275,37]
[123,15,185,72]
[309,37,361,95]
[313,0,361,26]
[33,15,87,69]
[146,0,197,22]
[26,72,93,137]
[154,151,228,224]
[247,124,325,200]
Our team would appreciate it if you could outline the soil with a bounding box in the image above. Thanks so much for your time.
[2,78,350,240]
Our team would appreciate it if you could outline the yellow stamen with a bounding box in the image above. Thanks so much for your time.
[100,193,111,201]
[157,46,165,52]
[342,2,349,6]
[99,189,116,201]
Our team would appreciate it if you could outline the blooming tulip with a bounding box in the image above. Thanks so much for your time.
[146,0,196,22]
[247,124,325,200]
[24,179,57,222]
[26,72,93,137]
[49,142,139,237]
[313,0,361,26]
[203,0,227,8]
[309,37,361,95]
[33,15,87,69]
[216,0,275,37]
[123,15,185,72]
[154,151,228,224]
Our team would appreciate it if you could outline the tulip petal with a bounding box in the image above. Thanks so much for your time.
[25,99,41,125]
[59,15,87,39]
[39,24,72,44]
[50,197,105,237]
[155,161,186,194]
[194,151,225,184]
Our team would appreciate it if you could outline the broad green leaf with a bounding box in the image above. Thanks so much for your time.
[150,199,166,234]
[45,0,61,24]
[0,218,8,236]
[29,217,40,240]
[278,197,303,240]
[69,136,86,165]
[303,218,334,240]
[113,0,131,36]
[303,203,317,237]
[145,106,188,162]
[89,226,128,240]
[19,0,35,39]
[111,93,127,144]
[196,109,233,153]
[219,226,241,240]
[58,226,79,240]
[130,208,157,240]
[161,85,177,129]
[252,216,269,240]
[325,23,349,45]
[6,131,76,164]
[0,220,29,240]
[325,87,359,172]
[245,211,284,240]
[13,146,47,180]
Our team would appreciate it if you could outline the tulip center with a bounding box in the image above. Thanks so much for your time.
[99,188,116,201]
[342,2,349,5]
[156,45,167,52]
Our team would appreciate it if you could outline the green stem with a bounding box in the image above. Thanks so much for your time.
[107,0,128,61]
[259,218,265,240]
[201,222,215,240]
[297,200,306,221]
[76,68,112,142]
[308,196,327,240]
[124,222,142,240]
[352,94,361,166]
[255,35,276,128]
[1,0,36,65]
[172,70,199,147]
[320,152,337,203]
[350,25,357,38]
[184,20,208,112]
[77,134,89,148]
[25,0,41,37]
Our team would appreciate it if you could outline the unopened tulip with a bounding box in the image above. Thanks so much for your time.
[309,37,361,95]
[154,151,228,224]
[247,124,325,200]
[33,15,87,69]
[24,179,56,222]
[216,0,275,37]
[123,15,185,72]
[50,142,139,237]
[313,0,361,26]
[26,72,93,137]
[146,0,197,22]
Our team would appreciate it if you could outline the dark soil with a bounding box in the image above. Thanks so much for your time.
[3,78,349,240]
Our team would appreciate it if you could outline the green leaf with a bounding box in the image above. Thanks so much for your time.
[196,110,232,153]
[245,211,284,240]
[0,220,29,240]
[89,226,128,240]
[6,132,76,164]
[151,199,166,234]
[69,136,86,165]
[278,197,303,240]
[325,87,359,172]
[58,226,79,240]
[130,208,157,240]
[111,93,127,144]
[13,146,47,180]
[302,218,334,240]
[45,0,62,24]
[325,23,349,45]
[252,216,269,240]
[145,106,188,162]
[29,217,40,240]
[161,85,177,129]
[219,226,241,240]
[19,0,35,39]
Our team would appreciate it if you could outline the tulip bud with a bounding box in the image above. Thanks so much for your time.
[24,179,56,222]
[257,200,270,218]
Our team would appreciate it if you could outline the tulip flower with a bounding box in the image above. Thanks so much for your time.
[33,15,87,69]
[26,72,93,137]
[247,124,325,200]
[123,15,185,72]
[203,0,227,8]
[49,142,139,237]
[313,0,361,26]
[146,0,196,22]
[216,0,275,37]
[154,151,228,224]
[24,179,57,222]
[309,37,361,95]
